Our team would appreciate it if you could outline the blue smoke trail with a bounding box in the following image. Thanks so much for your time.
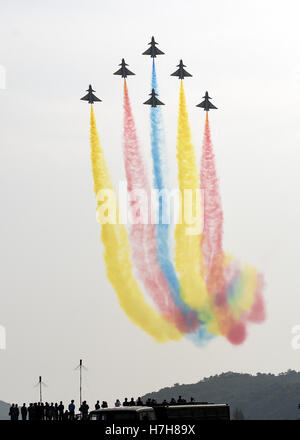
[150,60,214,343]
[151,60,182,304]
[150,61,196,323]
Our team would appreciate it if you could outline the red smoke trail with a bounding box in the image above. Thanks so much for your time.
[201,113,247,344]
[201,112,225,298]
[123,80,197,333]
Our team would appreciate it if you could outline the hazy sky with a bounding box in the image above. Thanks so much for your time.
[1,0,300,407]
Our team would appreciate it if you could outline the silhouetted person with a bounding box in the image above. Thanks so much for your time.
[37,402,43,420]
[151,399,157,406]
[63,409,69,420]
[162,399,168,406]
[79,401,89,420]
[68,400,75,420]
[170,398,176,404]
[136,397,143,406]
[101,401,108,408]
[129,398,135,406]
[177,395,185,404]
[146,398,152,406]
[123,398,129,407]
[54,403,59,420]
[95,400,100,410]
[21,403,27,421]
[28,403,34,421]
[115,399,121,407]
[9,404,15,421]
[45,402,50,420]
[190,397,195,403]
[33,403,38,420]
[49,403,55,421]
[58,401,64,420]
[14,404,19,420]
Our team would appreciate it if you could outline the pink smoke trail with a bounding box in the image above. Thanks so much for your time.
[200,113,247,344]
[201,113,266,343]
[201,113,225,297]
[123,80,197,333]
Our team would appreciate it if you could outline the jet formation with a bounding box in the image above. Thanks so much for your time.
[81,37,217,111]
[80,85,102,104]
[143,88,165,107]
[142,36,164,58]
[171,60,192,79]
[196,91,217,111]
[114,58,135,78]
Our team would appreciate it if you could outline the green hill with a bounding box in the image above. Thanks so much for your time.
[142,370,300,420]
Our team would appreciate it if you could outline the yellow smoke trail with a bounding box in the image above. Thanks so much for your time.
[174,82,208,310]
[228,263,257,318]
[89,106,182,342]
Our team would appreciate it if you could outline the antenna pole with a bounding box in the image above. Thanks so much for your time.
[39,376,42,403]
[75,359,86,408]
[79,360,82,407]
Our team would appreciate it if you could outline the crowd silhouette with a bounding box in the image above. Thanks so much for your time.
[9,396,196,420]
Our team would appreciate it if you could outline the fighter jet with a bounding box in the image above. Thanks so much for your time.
[142,36,165,58]
[143,88,165,107]
[196,91,217,111]
[171,60,192,79]
[80,85,102,104]
[114,58,135,78]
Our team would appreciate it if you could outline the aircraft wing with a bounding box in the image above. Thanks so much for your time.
[155,48,164,55]
[171,69,181,77]
[124,67,135,76]
[143,97,153,105]
[142,48,152,55]
[182,69,192,77]
[208,102,217,109]
[196,101,205,108]
[80,93,90,101]
[114,68,123,75]
[155,97,165,106]
[91,93,102,102]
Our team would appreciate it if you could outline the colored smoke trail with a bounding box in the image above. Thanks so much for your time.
[89,105,181,342]
[86,73,266,346]
[123,80,196,332]
[150,60,197,323]
[200,112,228,334]
[200,113,246,342]
[200,112,224,292]
[174,81,208,311]
[200,114,265,344]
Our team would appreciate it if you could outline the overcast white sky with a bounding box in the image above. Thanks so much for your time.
[1,0,300,407]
